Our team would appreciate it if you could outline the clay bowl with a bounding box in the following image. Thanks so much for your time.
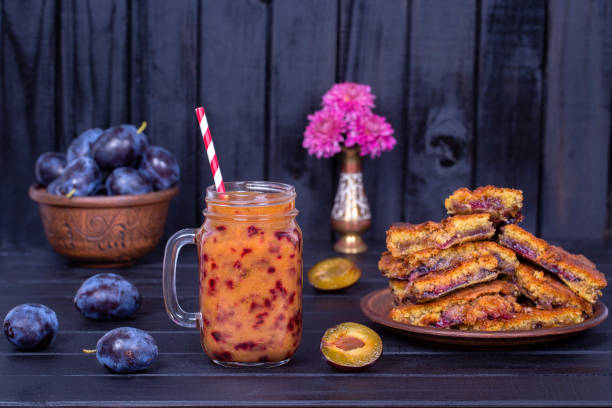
[29,184,178,267]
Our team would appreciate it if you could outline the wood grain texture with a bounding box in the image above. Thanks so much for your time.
[403,0,477,225]
[342,0,409,240]
[0,0,611,251]
[1,241,612,406]
[198,1,267,214]
[475,0,546,234]
[542,0,612,239]
[0,0,57,249]
[269,0,338,240]
[130,0,200,232]
[2,375,612,407]
[57,0,130,149]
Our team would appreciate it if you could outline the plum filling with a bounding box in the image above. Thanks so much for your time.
[438,226,494,249]
[499,237,538,260]
[469,197,503,211]
[433,305,464,328]
[545,264,581,282]
[432,296,517,328]
[408,266,433,282]
[418,269,497,300]
[504,210,522,224]
[490,254,516,275]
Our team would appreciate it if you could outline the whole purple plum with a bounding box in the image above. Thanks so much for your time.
[35,152,67,186]
[74,273,141,320]
[138,146,180,190]
[67,128,104,162]
[51,157,102,196]
[91,125,148,169]
[106,167,153,196]
[3,304,58,350]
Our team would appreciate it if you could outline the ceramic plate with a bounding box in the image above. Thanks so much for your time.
[360,288,608,347]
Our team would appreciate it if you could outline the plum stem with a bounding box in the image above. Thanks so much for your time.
[65,188,76,199]
[137,121,147,134]
[82,349,96,354]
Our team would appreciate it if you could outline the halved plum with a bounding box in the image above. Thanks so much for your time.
[320,322,382,371]
[308,258,361,290]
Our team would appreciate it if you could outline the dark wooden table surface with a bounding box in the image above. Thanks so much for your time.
[1,240,612,407]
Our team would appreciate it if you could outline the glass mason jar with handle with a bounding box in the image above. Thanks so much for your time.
[163,181,302,367]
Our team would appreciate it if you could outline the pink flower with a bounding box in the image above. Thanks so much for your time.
[322,83,375,118]
[346,113,396,158]
[302,108,346,158]
[302,83,395,159]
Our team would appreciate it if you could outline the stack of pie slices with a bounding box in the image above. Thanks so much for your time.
[379,186,606,330]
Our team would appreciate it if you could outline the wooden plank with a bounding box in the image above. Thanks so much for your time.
[608,5,612,239]
[342,0,409,240]
[269,0,337,240]
[0,295,372,332]
[336,0,353,82]
[475,0,546,233]
[129,0,200,234]
[1,374,612,406]
[57,0,130,148]
[3,329,612,357]
[542,0,612,239]
[403,0,477,224]
[5,351,612,377]
[198,1,267,210]
[2,242,612,405]
[0,0,57,250]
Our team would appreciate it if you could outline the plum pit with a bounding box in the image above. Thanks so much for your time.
[320,322,382,371]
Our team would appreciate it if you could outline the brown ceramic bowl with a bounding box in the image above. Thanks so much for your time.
[29,184,178,267]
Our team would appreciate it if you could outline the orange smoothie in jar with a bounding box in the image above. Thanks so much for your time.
[195,182,302,366]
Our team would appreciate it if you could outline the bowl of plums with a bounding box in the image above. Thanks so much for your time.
[29,123,179,267]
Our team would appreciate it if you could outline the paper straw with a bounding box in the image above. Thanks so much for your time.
[195,107,225,193]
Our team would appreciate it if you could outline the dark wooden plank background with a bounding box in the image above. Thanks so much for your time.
[2,0,612,250]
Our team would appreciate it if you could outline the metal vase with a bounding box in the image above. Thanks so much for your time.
[331,147,371,254]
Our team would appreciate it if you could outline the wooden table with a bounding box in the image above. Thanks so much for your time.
[1,240,611,407]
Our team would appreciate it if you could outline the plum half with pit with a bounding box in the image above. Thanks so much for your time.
[91,125,148,169]
[67,128,104,162]
[106,167,153,196]
[138,145,180,190]
[35,152,67,186]
[308,258,361,290]
[51,157,102,196]
[320,322,382,371]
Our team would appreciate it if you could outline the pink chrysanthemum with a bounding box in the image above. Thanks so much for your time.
[302,108,346,158]
[322,83,375,118]
[345,113,396,158]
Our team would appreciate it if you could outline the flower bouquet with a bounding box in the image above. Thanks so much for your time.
[303,83,396,253]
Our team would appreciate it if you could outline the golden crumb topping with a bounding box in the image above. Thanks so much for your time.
[386,214,494,257]
[445,185,523,224]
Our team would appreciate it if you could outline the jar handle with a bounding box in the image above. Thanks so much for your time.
[162,228,200,328]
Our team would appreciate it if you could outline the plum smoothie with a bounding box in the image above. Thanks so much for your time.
[195,183,302,365]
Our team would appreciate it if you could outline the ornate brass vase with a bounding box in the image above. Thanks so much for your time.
[331,147,371,254]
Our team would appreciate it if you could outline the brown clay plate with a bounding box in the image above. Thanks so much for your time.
[360,288,608,347]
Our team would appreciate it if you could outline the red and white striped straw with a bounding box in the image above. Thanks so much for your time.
[195,107,225,193]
